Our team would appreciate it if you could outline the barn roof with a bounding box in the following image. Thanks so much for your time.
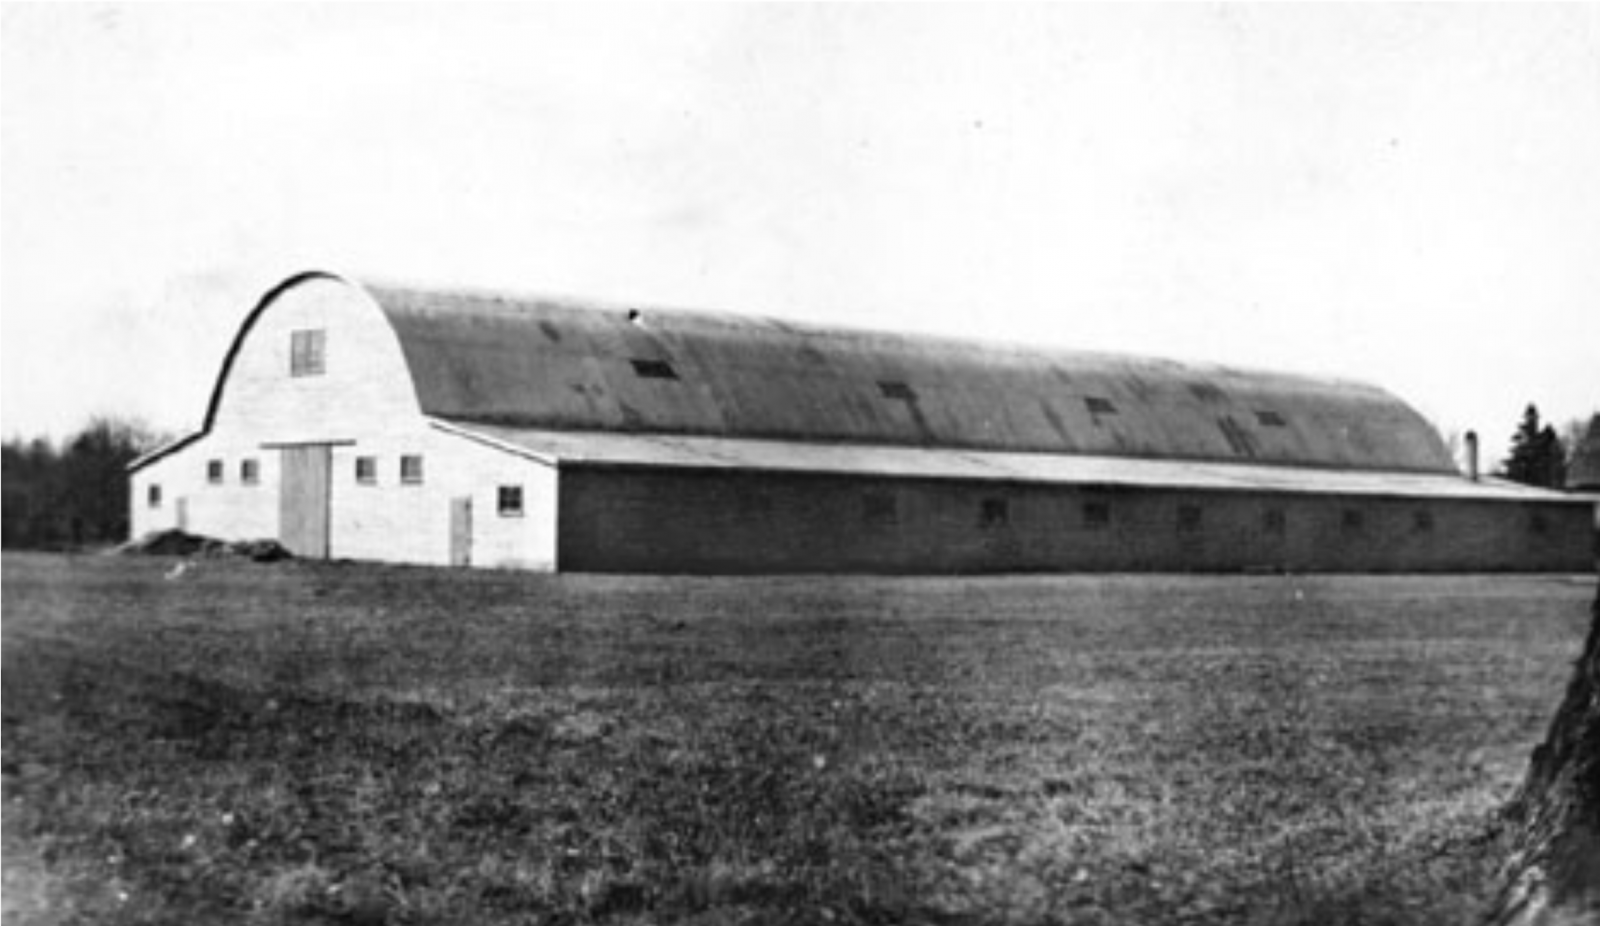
[364,281,1457,474]
[436,419,1570,503]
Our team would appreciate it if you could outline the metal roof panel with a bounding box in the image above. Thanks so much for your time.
[367,283,1457,474]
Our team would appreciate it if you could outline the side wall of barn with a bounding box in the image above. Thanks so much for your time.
[556,467,1594,574]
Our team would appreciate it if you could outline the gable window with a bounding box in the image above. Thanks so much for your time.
[148,484,162,508]
[290,329,326,377]
[241,459,260,485]
[1256,410,1287,428]
[355,456,377,484]
[207,459,224,484]
[980,497,1009,529]
[862,492,898,527]
[1082,501,1111,530]
[1177,504,1203,533]
[497,485,525,517]
[400,454,424,485]
[1263,508,1286,536]
[630,358,678,380]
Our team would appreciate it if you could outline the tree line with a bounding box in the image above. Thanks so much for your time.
[1499,404,1588,490]
[2,417,166,549]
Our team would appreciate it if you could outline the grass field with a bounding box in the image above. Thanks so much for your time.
[2,552,1593,925]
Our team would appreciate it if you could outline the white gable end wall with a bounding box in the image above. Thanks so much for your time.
[210,276,420,444]
[130,275,558,570]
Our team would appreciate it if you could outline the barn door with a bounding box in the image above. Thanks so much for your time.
[450,496,473,567]
[279,445,332,558]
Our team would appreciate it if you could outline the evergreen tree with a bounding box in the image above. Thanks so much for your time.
[1535,425,1567,489]
[1503,404,1568,489]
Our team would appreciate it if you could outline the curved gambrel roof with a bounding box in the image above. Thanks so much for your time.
[355,280,1454,474]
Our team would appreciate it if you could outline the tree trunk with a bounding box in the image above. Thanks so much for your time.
[1488,581,1600,925]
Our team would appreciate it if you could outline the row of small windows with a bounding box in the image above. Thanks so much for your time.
[153,465,525,518]
[208,458,260,485]
[200,454,427,486]
[287,325,1289,434]
[625,359,1290,429]
[1081,400,1288,429]
[841,495,1540,536]
[353,455,426,485]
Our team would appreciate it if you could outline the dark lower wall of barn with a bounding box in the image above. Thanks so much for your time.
[555,467,1595,574]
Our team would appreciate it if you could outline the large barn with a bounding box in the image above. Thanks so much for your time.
[129,271,1592,573]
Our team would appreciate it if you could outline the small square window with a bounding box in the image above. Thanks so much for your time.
[148,484,162,508]
[878,381,916,401]
[863,492,898,527]
[355,456,377,484]
[1082,501,1111,529]
[498,485,525,517]
[207,459,224,484]
[290,329,326,377]
[630,358,678,380]
[1529,511,1549,535]
[400,454,424,484]
[1413,510,1434,533]
[241,459,260,485]
[1263,508,1286,535]
[1085,396,1118,416]
[1256,410,1287,428]
[1342,509,1365,532]
[980,497,1009,528]
[1177,505,1203,533]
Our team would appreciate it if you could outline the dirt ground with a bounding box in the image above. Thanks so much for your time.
[2,551,1592,925]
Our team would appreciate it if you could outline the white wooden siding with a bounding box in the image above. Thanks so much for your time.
[130,277,558,570]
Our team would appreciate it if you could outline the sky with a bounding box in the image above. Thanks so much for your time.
[3,3,1597,463]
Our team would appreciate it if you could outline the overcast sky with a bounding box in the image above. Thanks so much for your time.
[3,4,1596,459]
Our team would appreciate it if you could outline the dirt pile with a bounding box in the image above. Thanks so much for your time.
[116,530,292,562]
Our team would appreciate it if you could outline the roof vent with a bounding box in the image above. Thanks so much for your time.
[878,380,916,401]
[630,358,678,380]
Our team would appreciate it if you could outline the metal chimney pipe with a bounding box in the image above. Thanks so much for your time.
[1466,430,1480,482]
